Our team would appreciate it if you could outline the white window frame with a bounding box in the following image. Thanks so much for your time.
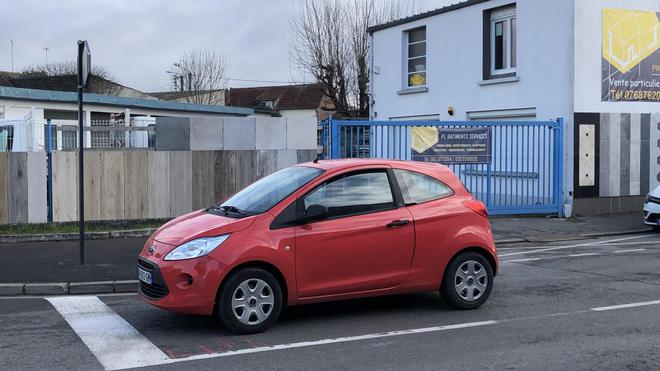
[490,7,516,76]
[405,27,426,88]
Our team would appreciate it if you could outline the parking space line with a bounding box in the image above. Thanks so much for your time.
[567,253,600,257]
[501,247,647,264]
[158,320,498,365]
[109,298,660,370]
[612,248,646,253]
[501,257,542,263]
[499,235,655,257]
[47,296,169,371]
[591,300,660,312]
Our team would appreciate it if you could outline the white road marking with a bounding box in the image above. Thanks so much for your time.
[502,247,647,263]
[156,320,498,366]
[612,248,646,253]
[502,257,542,263]
[47,296,169,371]
[591,300,660,312]
[499,234,655,257]
[110,298,660,370]
[567,253,600,257]
[601,241,659,246]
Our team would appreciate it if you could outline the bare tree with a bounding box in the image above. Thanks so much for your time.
[290,0,419,117]
[171,50,230,105]
[22,61,115,81]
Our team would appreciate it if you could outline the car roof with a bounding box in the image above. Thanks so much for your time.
[297,158,449,172]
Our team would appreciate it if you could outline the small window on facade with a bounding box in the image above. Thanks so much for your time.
[259,100,275,109]
[406,27,426,87]
[490,6,516,76]
[393,169,453,205]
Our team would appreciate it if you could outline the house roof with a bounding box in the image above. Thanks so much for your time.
[0,86,253,116]
[149,89,224,101]
[226,83,326,111]
[367,0,489,33]
[0,72,155,100]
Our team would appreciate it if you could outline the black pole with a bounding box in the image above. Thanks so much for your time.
[188,72,192,91]
[77,41,85,265]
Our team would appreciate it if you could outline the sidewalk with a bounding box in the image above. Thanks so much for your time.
[490,212,648,243]
[0,213,651,292]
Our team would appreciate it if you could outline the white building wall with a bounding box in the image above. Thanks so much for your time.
[573,0,660,202]
[370,0,575,209]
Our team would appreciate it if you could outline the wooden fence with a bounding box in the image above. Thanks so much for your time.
[0,149,316,224]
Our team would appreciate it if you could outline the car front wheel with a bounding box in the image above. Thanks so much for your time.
[217,267,283,334]
[440,251,494,309]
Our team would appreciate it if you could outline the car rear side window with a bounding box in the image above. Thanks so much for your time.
[393,169,453,205]
[303,170,394,218]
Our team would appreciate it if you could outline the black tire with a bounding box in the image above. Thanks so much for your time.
[651,225,660,232]
[217,268,283,334]
[440,251,494,310]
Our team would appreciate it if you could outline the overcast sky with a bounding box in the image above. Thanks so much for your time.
[0,0,455,92]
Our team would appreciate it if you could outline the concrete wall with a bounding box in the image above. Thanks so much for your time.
[157,116,318,151]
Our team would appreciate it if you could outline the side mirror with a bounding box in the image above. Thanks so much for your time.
[303,204,329,223]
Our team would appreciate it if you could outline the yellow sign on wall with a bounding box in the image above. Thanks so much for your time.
[602,8,660,102]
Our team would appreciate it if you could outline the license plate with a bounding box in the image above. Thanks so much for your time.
[137,267,152,285]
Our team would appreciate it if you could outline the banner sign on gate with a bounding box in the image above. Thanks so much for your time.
[411,127,492,164]
[601,8,660,102]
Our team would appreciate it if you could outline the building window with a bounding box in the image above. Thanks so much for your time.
[258,100,275,109]
[490,6,516,76]
[406,27,426,87]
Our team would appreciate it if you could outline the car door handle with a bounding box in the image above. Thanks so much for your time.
[386,219,410,228]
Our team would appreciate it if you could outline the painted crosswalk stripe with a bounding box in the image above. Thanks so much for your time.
[47,296,169,371]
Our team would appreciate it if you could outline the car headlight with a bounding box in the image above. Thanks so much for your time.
[164,234,230,261]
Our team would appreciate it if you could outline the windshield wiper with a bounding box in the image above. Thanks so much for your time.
[207,203,251,216]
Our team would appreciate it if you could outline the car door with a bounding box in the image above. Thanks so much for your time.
[294,168,414,298]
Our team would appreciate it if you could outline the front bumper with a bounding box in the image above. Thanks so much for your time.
[643,200,660,226]
[138,243,228,315]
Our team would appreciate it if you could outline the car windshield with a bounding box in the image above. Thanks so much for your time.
[212,166,323,215]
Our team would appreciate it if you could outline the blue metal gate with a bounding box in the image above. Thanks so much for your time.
[325,118,564,216]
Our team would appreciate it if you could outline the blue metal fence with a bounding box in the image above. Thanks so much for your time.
[325,118,564,216]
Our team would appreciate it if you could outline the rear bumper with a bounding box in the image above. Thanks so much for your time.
[138,254,228,316]
[643,201,660,226]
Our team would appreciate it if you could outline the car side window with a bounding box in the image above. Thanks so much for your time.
[303,170,394,219]
[393,169,453,205]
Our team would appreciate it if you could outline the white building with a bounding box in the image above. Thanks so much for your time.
[368,0,660,215]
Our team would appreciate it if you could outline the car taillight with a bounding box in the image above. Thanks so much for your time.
[462,199,488,218]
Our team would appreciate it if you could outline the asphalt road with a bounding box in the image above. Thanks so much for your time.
[1,233,660,371]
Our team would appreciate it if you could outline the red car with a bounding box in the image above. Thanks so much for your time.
[138,159,497,333]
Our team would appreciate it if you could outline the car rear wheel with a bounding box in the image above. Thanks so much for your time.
[217,268,283,334]
[440,251,493,310]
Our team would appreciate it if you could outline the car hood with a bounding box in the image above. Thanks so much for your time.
[151,209,257,246]
[650,185,660,198]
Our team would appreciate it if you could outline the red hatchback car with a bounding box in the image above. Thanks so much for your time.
[138,159,497,333]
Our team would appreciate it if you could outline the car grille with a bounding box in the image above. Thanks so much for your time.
[646,213,659,224]
[137,258,169,300]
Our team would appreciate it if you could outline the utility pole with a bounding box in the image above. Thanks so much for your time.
[9,39,14,72]
[188,72,192,91]
[44,47,49,65]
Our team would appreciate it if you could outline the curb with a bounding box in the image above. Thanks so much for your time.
[0,229,155,244]
[0,280,138,296]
